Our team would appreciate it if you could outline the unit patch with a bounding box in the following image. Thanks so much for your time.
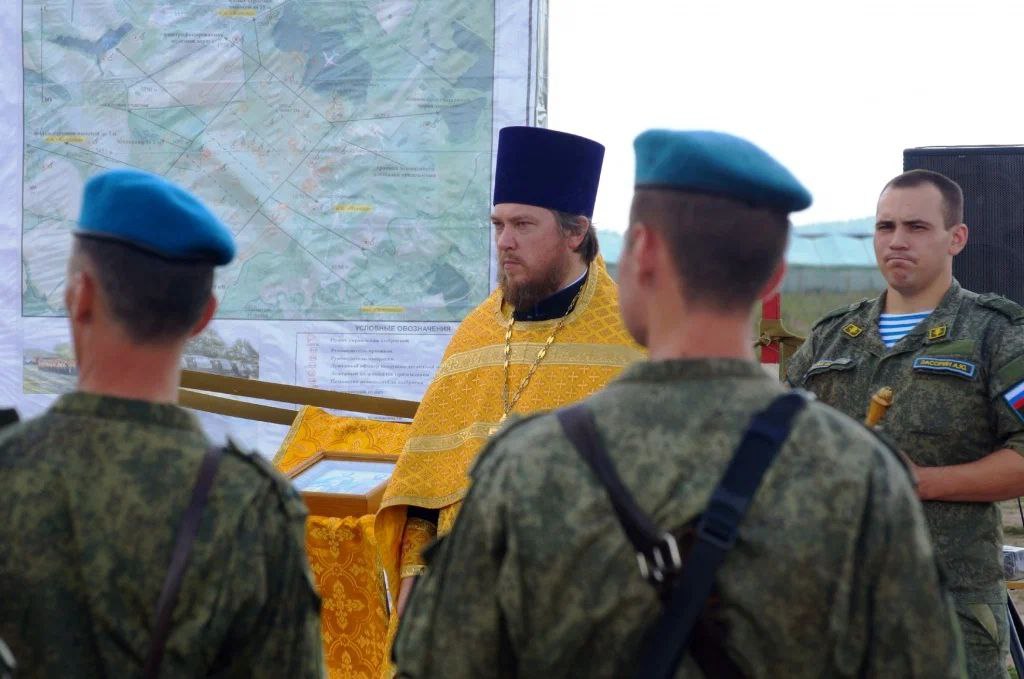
[912,356,977,379]
[842,323,863,338]
[1004,380,1024,424]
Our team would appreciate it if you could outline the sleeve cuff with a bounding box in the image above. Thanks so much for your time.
[400,564,428,578]
[400,516,437,570]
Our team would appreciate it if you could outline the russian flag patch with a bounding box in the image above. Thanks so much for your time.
[1004,381,1024,424]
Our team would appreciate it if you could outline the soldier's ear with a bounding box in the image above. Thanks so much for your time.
[629,224,658,281]
[949,223,968,256]
[189,295,218,338]
[65,271,96,325]
[759,261,787,301]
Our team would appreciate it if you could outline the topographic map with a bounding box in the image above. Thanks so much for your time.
[22,0,495,321]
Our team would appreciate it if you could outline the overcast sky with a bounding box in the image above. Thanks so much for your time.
[547,0,1024,232]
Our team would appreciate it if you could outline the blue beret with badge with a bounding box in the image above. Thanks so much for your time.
[633,130,812,213]
[77,169,236,265]
[493,126,605,218]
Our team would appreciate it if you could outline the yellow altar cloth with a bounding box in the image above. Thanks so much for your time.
[275,406,411,679]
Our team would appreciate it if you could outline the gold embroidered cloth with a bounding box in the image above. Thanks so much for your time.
[275,406,411,679]
[374,257,643,606]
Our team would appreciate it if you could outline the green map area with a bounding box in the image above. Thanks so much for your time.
[23,0,495,320]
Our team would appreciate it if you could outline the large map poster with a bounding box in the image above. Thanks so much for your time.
[0,0,547,454]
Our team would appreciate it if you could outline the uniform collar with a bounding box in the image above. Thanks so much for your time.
[853,280,964,355]
[51,391,201,432]
[617,358,773,384]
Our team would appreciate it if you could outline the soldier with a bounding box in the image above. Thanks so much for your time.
[0,170,323,677]
[393,131,964,677]
[787,168,1024,678]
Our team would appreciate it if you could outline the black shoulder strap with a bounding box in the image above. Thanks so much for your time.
[143,445,225,679]
[556,391,808,679]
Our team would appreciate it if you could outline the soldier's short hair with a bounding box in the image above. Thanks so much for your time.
[72,237,214,344]
[553,210,599,264]
[629,189,789,311]
[882,169,964,228]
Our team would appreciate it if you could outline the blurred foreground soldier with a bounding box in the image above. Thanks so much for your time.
[0,170,323,677]
[788,169,1024,678]
[376,127,643,624]
[394,132,964,678]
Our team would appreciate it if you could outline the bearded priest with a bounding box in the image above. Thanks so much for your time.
[376,126,644,637]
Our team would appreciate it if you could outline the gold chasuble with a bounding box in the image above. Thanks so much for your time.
[375,256,643,609]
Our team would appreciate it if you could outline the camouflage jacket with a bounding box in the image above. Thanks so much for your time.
[0,392,324,678]
[394,359,964,678]
[787,281,1024,605]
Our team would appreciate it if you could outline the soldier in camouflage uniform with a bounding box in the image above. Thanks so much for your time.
[393,131,964,678]
[0,170,323,678]
[788,169,1024,679]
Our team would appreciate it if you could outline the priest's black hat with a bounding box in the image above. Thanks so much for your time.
[492,126,605,218]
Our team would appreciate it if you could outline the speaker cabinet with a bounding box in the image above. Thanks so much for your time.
[904,146,1024,305]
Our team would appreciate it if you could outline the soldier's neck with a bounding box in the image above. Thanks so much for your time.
[884,273,952,314]
[645,306,756,363]
[76,342,184,405]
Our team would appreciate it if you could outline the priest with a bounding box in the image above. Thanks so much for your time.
[376,126,645,629]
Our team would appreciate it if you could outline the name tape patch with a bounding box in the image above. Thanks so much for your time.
[912,356,977,379]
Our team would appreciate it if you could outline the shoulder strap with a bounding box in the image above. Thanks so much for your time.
[635,392,808,679]
[556,404,670,580]
[143,445,225,679]
[556,392,808,679]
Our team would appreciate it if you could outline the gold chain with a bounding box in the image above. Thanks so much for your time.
[500,285,585,422]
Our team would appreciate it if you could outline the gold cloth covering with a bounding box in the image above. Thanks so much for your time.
[276,406,411,679]
[375,257,643,607]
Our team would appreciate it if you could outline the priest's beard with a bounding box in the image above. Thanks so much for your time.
[499,255,573,311]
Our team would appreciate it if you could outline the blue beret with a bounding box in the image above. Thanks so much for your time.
[633,130,812,212]
[493,126,604,217]
[77,169,235,265]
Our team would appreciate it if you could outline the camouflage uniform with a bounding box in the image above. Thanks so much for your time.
[787,280,1024,679]
[394,359,964,678]
[0,392,324,678]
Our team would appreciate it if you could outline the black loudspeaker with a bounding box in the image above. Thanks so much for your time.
[904,146,1024,306]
